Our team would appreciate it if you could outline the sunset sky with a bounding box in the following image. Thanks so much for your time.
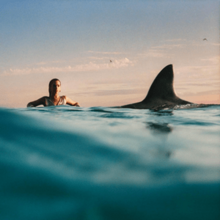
[0,0,219,108]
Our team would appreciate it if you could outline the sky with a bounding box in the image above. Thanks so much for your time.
[0,0,219,108]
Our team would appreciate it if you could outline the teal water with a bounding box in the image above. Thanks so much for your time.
[0,105,220,220]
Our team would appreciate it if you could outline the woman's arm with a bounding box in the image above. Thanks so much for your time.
[65,96,80,107]
[27,97,46,107]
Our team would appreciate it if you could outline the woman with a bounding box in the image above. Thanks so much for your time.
[27,78,79,107]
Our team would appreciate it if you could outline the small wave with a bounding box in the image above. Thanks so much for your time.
[174,103,220,110]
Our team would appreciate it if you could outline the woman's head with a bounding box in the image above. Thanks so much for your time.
[49,78,61,96]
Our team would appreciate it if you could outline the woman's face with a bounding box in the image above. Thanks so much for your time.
[50,80,61,95]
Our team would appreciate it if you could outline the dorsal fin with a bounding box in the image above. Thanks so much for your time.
[120,64,192,109]
[143,64,177,102]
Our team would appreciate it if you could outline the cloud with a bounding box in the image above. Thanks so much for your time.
[74,88,142,97]
[201,56,220,65]
[138,42,186,58]
[180,81,220,87]
[138,49,166,58]
[2,58,134,76]
[88,51,125,55]
[174,59,219,76]
[181,89,220,97]
[35,60,65,66]
[210,43,220,47]
[186,40,220,48]
[164,39,187,42]
[151,44,184,50]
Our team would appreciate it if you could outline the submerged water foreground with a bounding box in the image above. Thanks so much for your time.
[0,105,220,220]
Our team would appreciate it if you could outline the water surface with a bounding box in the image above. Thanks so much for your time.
[0,105,220,220]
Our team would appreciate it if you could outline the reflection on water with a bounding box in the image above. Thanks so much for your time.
[146,122,173,159]
[150,109,174,116]
[146,122,173,134]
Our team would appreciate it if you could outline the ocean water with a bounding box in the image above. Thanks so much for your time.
[0,105,220,220]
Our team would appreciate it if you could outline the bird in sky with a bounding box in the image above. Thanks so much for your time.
[110,60,112,63]
[203,38,208,41]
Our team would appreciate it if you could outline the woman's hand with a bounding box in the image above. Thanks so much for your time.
[27,103,34,107]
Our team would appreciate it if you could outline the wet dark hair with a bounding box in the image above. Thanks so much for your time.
[49,78,61,96]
